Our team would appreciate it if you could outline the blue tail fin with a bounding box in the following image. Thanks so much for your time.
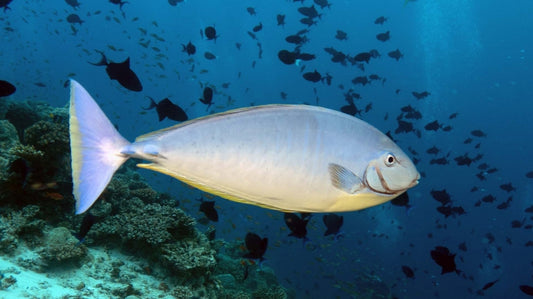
[69,80,130,214]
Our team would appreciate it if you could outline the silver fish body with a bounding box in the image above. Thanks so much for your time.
[69,80,419,214]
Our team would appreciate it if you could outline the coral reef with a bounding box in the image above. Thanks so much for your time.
[0,97,290,298]
[23,118,69,162]
[0,205,44,254]
[0,120,20,181]
[38,227,88,265]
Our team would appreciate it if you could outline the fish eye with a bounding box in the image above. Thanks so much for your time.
[385,154,396,167]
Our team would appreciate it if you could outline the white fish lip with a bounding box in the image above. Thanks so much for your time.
[406,172,420,189]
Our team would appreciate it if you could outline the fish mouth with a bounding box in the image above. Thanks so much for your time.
[366,167,420,195]
[408,173,420,189]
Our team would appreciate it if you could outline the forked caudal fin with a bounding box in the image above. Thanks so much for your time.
[69,80,131,214]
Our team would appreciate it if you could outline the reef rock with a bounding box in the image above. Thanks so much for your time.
[39,226,87,265]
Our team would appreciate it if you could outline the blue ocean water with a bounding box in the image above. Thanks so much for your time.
[2,0,533,298]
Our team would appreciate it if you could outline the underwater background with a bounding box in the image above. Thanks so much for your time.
[1,0,532,298]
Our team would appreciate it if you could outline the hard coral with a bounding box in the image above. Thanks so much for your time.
[94,203,196,246]
[23,119,69,161]
[0,120,20,180]
[0,205,43,254]
[4,101,41,141]
[39,227,87,265]
[161,232,216,276]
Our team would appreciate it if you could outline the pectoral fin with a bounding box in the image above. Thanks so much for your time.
[328,163,364,194]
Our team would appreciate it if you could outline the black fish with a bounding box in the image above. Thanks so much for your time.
[109,0,128,12]
[527,171,533,178]
[1,0,12,12]
[182,41,196,55]
[297,53,315,61]
[520,285,533,296]
[246,7,256,16]
[391,191,412,212]
[252,22,263,32]
[9,158,31,188]
[325,47,347,64]
[369,49,381,58]
[482,195,496,203]
[285,34,307,44]
[168,0,184,6]
[437,206,465,218]
[298,5,319,19]
[66,13,84,25]
[199,86,213,110]
[89,51,142,91]
[303,70,322,83]
[500,182,515,193]
[412,91,430,99]
[368,74,383,82]
[374,16,387,25]
[340,103,361,116]
[430,246,459,274]
[431,189,451,206]
[244,232,268,260]
[402,105,422,119]
[277,14,285,27]
[314,0,331,9]
[278,50,298,65]
[454,154,473,166]
[300,17,316,27]
[65,0,81,9]
[430,157,449,165]
[204,51,216,60]
[424,120,441,131]
[497,197,512,209]
[353,52,371,63]
[426,146,440,155]
[204,26,217,41]
[0,80,16,97]
[388,49,403,61]
[352,76,369,86]
[376,31,390,42]
[322,213,343,236]
[471,129,486,137]
[247,31,257,40]
[199,200,218,222]
[284,213,309,239]
[144,97,188,122]
[335,30,347,40]
[75,213,96,242]
[395,119,414,134]
[401,265,415,278]
[511,219,524,228]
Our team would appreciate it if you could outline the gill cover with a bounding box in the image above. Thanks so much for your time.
[365,152,418,194]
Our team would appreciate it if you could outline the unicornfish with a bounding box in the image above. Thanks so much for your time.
[69,80,419,214]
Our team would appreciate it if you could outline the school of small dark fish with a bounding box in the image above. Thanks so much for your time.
[2,1,531,298]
